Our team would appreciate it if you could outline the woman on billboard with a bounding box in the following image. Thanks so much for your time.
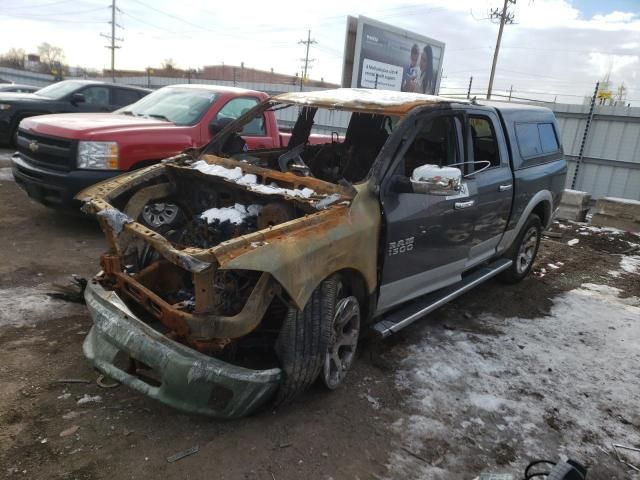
[418,45,435,95]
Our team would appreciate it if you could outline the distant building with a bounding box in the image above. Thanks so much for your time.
[200,64,337,88]
[24,54,41,71]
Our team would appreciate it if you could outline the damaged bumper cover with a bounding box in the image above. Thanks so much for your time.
[83,280,282,418]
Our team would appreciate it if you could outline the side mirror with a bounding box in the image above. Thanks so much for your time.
[70,92,85,105]
[410,164,462,196]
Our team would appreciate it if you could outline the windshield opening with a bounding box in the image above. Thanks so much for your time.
[208,100,399,185]
[118,87,217,126]
[36,81,86,99]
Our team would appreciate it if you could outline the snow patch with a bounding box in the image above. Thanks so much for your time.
[620,255,640,274]
[0,168,13,182]
[191,160,317,199]
[0,284,86,328]
[200,203,261,225]
[389,283,640,476]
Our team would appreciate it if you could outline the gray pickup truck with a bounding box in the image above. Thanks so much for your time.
[77,88,567,418]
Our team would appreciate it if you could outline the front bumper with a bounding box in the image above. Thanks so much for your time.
[11,153,118,209]
[83,280,282,418]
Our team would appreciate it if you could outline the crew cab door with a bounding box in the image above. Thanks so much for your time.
[209,96,275,149]
[463,111,514,267]
[377,111,477,313]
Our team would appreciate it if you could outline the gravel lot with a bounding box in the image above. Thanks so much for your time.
[1,146,639,480]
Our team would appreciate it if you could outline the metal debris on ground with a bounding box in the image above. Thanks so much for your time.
[47,275,88,304]
[612,444,640,472]
[96,374,120,389]
[166,445,199,463]
[53,378,92,384]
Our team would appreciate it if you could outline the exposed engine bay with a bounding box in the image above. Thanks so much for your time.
[80,152,356,363]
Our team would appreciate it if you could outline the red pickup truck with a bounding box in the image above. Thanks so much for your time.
[11,84,303,210]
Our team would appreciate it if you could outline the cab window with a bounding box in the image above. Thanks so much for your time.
[215,97,265,136]
[404,116,459,177]
[81,86,110,106]
[469,116,501,168]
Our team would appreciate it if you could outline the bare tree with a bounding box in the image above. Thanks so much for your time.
[161,58,176,71]
[37,42,66,77]
[0,48,26,69]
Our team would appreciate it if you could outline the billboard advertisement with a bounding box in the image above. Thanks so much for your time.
[341,16,445,95]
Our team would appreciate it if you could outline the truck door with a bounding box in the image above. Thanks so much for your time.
[463,112,514,268]
[377,112,477,313]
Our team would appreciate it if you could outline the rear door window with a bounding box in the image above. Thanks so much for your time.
[114,88,142,107]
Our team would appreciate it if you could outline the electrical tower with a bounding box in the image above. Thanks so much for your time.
[298,30,317,91]
[487,0,516,99]
[100,0,123,82]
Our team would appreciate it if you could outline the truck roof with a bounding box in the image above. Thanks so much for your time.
[274,88,468,115]
[476,99,554,115]
[165,83,266,97]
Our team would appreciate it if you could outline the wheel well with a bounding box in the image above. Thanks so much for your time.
[335,268,370,321]
[531,201,550,228]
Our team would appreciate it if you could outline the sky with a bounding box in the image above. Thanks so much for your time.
[1,0,639,105]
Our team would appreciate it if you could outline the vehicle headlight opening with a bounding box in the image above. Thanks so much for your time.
[77,141,119,170]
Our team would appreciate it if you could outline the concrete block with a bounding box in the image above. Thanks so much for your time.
[560,189,591,208]
[591,197,640,232]
[556,189,591,222]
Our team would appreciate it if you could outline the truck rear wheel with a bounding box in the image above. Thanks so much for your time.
[274,274,359,405]
[499,213,542,284]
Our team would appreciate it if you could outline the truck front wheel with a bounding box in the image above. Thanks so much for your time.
[499,213,542,284]
[274,274,360,405]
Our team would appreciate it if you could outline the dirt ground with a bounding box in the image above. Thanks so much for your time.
[1,147,639,480]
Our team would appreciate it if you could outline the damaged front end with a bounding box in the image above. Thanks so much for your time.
[77,152,375,417]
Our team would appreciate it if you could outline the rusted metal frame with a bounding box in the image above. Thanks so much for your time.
[77,163,168,206]
[175,156,352,197]
[111,269,278,340]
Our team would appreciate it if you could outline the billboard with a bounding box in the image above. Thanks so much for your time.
[341,16,445,95]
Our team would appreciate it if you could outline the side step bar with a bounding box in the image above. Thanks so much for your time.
[372,258,513,338]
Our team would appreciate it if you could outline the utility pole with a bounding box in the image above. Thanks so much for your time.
[487,0,516,99]
[100,0,123,82]
[467,76,473,99]
[508,84,513,101]
[298,29,317,91]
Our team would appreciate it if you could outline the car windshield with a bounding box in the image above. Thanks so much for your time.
[118,87,217,126]
[35,81,86,99]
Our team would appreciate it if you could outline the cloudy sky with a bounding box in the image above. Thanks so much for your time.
[1,0,639,105]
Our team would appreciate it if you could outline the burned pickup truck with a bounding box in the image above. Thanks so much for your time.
[78,88,567,417]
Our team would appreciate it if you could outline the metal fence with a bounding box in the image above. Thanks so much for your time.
[551,103,640,201]
[2,66,638,200]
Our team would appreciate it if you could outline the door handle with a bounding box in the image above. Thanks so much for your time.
[454,200,475,210]
[499,184,513,192]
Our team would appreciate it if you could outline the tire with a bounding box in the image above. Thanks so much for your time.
[274,275,338,405]
[499,213,542,284]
